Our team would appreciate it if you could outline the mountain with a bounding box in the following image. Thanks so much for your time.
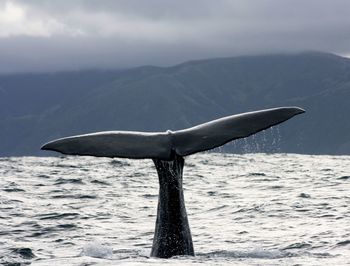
[1,52,350,156]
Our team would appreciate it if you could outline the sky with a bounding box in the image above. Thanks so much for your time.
[1,0,350,73]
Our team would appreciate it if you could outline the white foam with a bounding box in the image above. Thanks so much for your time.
[82,240,113,259]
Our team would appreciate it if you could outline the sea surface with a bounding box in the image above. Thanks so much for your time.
[0,153,349,265]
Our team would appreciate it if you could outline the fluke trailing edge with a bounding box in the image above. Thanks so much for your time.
[41,106,305,258]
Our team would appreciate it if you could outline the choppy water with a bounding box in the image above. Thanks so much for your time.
[0,153,349,265]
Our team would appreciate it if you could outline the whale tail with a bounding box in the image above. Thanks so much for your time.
[41,107,305,160]
[41,106,305,258]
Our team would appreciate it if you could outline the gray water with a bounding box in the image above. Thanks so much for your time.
[0,153,349,265]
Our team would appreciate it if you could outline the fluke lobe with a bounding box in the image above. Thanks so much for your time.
[41,107,305,258]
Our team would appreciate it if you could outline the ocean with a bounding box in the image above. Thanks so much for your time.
[0,153,349,265]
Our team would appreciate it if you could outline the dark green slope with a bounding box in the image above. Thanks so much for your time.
[1,52,349,156]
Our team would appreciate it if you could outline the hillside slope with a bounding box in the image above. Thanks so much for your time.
[1,52,349,156]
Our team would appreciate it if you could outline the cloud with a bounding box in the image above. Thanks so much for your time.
[0,1,82,37]
[1,0,350,72]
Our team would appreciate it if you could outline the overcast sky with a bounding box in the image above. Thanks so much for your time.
[1,0,350,73]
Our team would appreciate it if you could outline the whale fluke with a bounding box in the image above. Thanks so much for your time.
[41,106,305,258]
[41,107,304,159]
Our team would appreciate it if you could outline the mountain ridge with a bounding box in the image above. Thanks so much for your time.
[1,52,349,156]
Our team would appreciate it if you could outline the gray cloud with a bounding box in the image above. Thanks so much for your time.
[1,0,350,73]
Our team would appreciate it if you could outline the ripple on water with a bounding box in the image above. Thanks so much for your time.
[109,159,130,167]
[249,172,266,176]
[282,242,312,250]
[3,188,25,192]
[51,194,97,199]
[198,249,292,259]
[336,240,350,246]
[54,178,84,185]
[90,179,110,185]
[35,212,80,220]
[298,193,311,198]
[12,247,35,259]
